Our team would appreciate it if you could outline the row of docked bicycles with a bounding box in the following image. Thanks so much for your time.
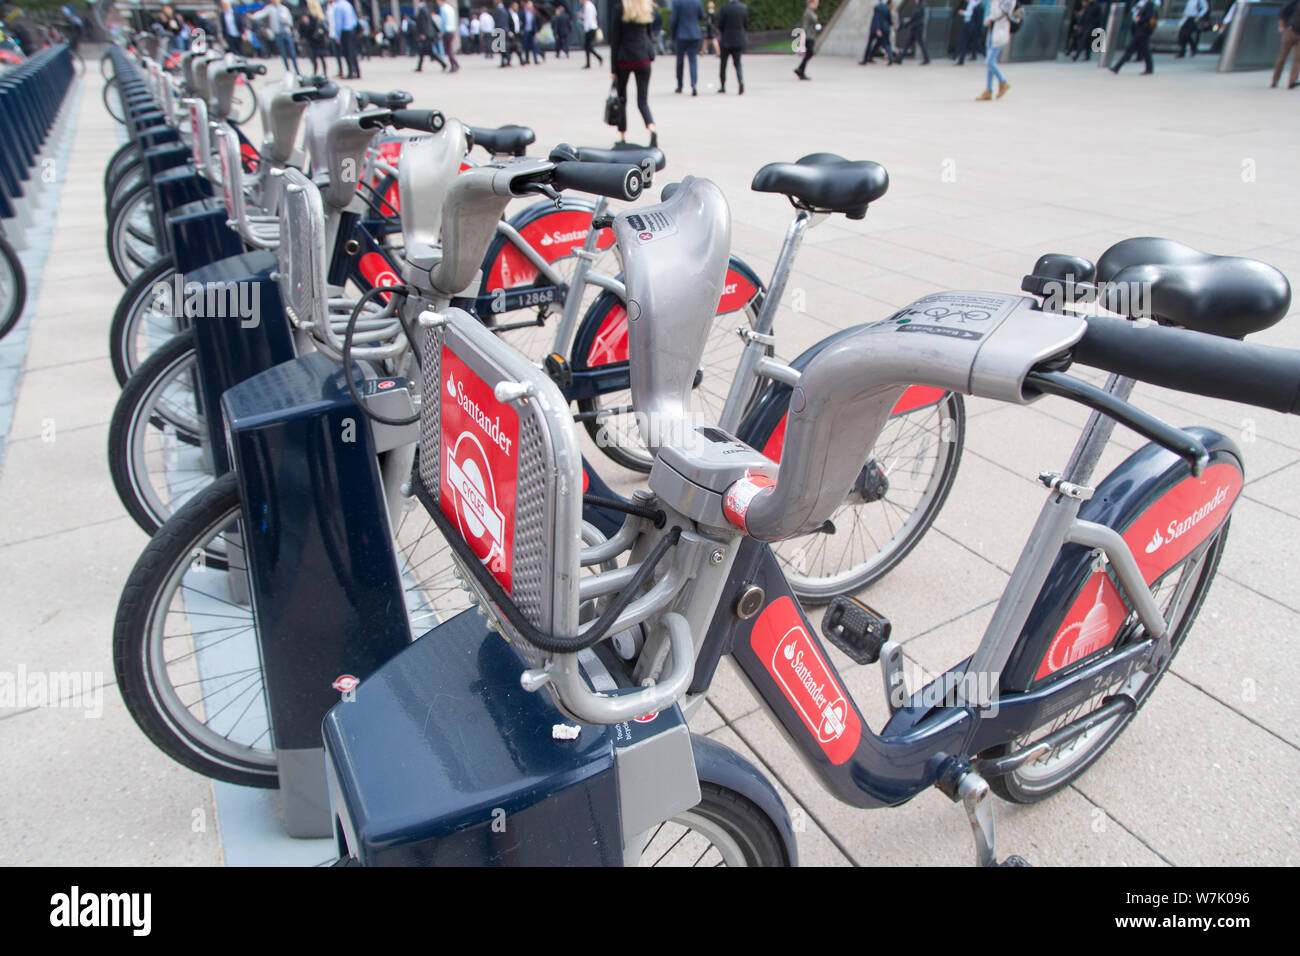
[101,42,1298,866]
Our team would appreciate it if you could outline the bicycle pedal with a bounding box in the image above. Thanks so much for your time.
[821,595,891,665]
[543,352,573,390]
[999,855,1031,867]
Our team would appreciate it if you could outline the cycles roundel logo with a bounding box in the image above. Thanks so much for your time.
[439,347,519,591]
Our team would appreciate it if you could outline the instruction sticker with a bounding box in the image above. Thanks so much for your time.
[626,211,677,244]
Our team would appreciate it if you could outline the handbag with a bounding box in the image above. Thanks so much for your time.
[1009,4,1023,33]
[604,82,626,128]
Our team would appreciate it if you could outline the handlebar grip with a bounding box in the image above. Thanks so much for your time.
[302,73,329,87]
[550,161,643,201]
[357,89,415,109]
[291,82,339,102]
[230,63,266,76]
[1072,314,1300,415]
[390,109,445,133]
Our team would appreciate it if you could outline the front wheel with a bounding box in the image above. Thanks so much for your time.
[761,392,965,603]
[637,783,792,866]
[0,235,27,342]
[106,179,160,286]
[985,521,1229,804]
[113,471,279,788]
[110,255,181,385]
[108,329,208,537]
[114,474,475,787]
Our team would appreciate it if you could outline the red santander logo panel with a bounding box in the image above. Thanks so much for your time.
[439,347,519,591]
[1123,462,1242,586]
[750,596,861,765]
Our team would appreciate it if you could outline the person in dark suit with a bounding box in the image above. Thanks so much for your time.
[415,1,448,69]
[1111,0,1158,74]
[552,4,572,56]
[670,0,704,94]
[716,0,747,92]
[219,0,247,55]
[1072,0,1103,61]
[860,0,898,64]
[901,0,929,63]
[953,0,983,64]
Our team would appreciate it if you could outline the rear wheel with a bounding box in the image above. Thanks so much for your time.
[986,521,1230,804]
[638,783,791,866]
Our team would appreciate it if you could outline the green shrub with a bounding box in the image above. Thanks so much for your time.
[746,0,845,32]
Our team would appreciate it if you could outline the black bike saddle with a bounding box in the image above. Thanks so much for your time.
[751,152,889,220]
[1097,238,1291,339]
[467,125,536,157]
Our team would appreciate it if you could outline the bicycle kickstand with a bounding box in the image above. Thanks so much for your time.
[936,760,1031,867]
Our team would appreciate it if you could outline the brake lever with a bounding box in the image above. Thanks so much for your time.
[1025,370,1210,475]
[521,181,561,204]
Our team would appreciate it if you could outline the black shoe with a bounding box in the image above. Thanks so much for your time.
[650,131,658,148]
[718,87,725,93]
[739,82,744,94]
[1110,66,1120,74]
[1290,81,1299,89]
[692,87,697,96]
[1141,69,1153,74]
[675,86,682,93]
[794,68,802,78]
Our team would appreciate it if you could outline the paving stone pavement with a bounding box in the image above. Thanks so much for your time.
[0,47,1296,866]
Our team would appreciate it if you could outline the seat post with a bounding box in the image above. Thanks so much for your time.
[716,209,810,432]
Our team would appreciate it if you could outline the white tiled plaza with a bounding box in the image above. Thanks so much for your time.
[1,44,1297,866]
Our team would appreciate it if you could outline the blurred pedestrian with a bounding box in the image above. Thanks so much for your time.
[582,0,604,67]
[301,3,331,74]
[609,0,658,145]
[860,0,898,64]
[671,0,703,94]
[253,0,301,74]
[327,0,361,78]
[441,0,461,69]
[1072,0,1103,61]
[415,1,448,69]
[953,0,983,65]
[717,0,747,91]
[522,0,543,61]
[902,0,930,63]
[1273,0,1300,88]
[703,2,719,54]
[976,0,1014,98]
[552,3,572,55]
[793,0,818,79]
[1111,0,1157,75]
[1177,0,1208,56]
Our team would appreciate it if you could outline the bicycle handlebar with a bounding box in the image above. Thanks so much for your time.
[356,89,415,110]
[357,108,445,133]
[1070,313,1300,415]
[548,161,644,201]
[291,83,339,102]
[226,62,266,76]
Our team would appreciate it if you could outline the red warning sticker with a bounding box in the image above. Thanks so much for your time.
[723,473,776,532]
[750,597,861,765]
[439,347,519,591]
